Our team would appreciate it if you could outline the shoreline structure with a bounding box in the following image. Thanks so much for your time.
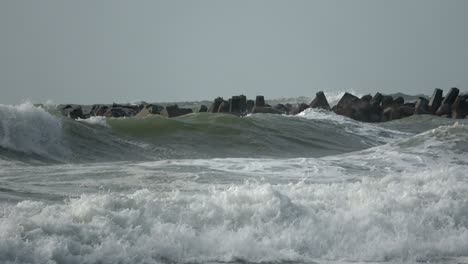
[59,88,468,123]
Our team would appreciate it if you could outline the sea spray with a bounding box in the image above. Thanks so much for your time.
[0,102,70,161]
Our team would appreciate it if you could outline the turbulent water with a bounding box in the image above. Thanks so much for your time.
[1,102,468,264]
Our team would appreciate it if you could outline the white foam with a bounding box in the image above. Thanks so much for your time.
[77,116,110,128]
[2,163,468,264]
[296,108,410,143]
[136,124,468,184]
[0,102,70,160]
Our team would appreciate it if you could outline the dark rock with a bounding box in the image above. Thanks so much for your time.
[273,104,289,114]
[251,106,282,114]
[361,94,372,103]
[89,105,99,115]
[382,106,401,122]
[414,97,430,115]
[255,96,265,107]
[246,100,255,113]
[383,106,414,121]
[146,104,164,114]
[138,103,147,112]
[310,91,331,110]
[428,88,443,114]
[388,92,427,103]
[335,93,361,110]
[112,103,140,112]
[60,105,84,119]
[382,96,394,108]
[354,103,383,123]
[290,103,310,115]
[382,107,395,122]
[400,106,415,118]
[441,87,460,106]
[90,104,110,116]
[135,104,164,118]
[104,107,134,118]
[199,105,208,112]
[435,104,452,117]
[333,92,360,116]
[371,93,383,106]
[218,101,230,113]
[230,96,242,115]
[240,95,247,113]
[451,95,468,119]
[435,88,460,117]
[81,105,93,118]
[393,96,404,105]
[209,97,224,113]
[334,93,382,122]
[161,105,193,118]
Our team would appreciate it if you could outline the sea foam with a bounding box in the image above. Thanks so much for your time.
[1,165,468,264]
[77,116,110,128]
[296,108,410,143]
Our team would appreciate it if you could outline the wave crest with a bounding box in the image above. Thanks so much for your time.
[0,102,70,161]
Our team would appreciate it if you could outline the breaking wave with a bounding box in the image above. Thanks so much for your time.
[0,102,70,163]
[0,104,413,164]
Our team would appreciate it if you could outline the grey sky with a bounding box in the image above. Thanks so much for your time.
[1,0,468,104]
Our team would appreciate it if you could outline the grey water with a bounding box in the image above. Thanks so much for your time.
[1,102,468,264]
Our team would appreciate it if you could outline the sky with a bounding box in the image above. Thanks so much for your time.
[1,0,468,104]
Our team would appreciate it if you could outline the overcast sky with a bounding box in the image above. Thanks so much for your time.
[1,0,468,104]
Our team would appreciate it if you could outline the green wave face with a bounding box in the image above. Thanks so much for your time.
[105,112,390,160]
[4,104,466,165]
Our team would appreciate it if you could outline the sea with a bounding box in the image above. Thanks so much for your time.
[1,98,468,264]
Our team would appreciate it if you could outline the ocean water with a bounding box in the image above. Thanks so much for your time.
[1,102,468,264]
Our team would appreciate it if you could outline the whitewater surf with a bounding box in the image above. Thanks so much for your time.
[1,102,468,264]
